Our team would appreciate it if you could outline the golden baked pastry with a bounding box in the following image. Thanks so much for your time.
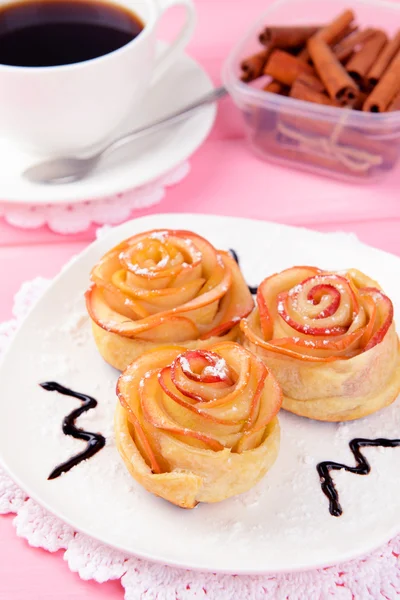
[115,342,281,508]
[241,266,400,421]
[86,229,254,371]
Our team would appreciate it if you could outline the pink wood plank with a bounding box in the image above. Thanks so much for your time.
[0,516,123,600]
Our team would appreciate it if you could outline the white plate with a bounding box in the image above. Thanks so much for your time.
[1,213,400,575]
[0,44,216,205]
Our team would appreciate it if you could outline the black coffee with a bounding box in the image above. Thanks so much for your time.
[0,0,144,67]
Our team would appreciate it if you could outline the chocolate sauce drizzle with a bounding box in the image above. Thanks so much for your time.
[317,437,400,517]
[229,249,258,294]
[40,381,106,480]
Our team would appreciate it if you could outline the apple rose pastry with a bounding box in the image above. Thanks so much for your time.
[86,229,254,371]
[115,342,281,508]
[241,266,400,422]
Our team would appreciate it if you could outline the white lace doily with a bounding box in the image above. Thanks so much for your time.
[0,162,190,234]
[1,276,400,599]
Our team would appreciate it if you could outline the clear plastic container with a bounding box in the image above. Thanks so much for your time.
[222,0,400,183]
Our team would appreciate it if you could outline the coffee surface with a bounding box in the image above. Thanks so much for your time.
[0,0,143,67]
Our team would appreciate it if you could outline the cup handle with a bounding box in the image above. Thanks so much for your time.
[151,0,196,85]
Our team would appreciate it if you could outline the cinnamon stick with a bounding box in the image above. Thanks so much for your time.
[263,80,286,94]
[316,9,355,45]
[346,31,387,86]
[334,28,378,62]
[331,24,358,46]
[259,25,320,48]
[297,47,310,62]
[308,36,359,105]
[363,48,400,112]
[295,72,325,92]
[352,91,368,110]
[264,49,314,86]
[290,79,337,105]
[367,30,400,87]
[388,88,400,111]
[240,48,272,82]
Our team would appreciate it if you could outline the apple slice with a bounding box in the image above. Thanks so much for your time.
[362,288,393,351]
[119,232,203,280]
[176,350,234,385]
[170,351,235,402]
[159,369,244,441]
[307,284,341,319]
[271,328,364,358]
[243,362,268,431]
[126,278,205,315]
[159,365,202,404]
[173,229,223,279]
[206,251,254,327]
[257,266,321,320]
[257,285,273,339]
[133,317,199,342]
[116,383,163,474]
[277,291,347,336]
[140,370,225,452]
[86,284,201,341]
[358,295,376,348]
[159,366,244,425]
[236,374,282,452]
[87,283,149,321]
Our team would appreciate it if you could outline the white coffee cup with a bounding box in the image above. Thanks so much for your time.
[0,0,196,155]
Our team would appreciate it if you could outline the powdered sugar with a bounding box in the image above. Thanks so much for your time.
[60,311,90,346]
[156,256,169,268]
[203,358,229,379]
[178,355,191,372]
[303,340,316,347]
[130,264,153,275]
[149,231,168,243]
[288,284,303,297]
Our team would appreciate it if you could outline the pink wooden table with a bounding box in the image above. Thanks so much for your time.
[1,1,400,597]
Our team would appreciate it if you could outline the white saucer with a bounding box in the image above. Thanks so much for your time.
[0,43,216,205]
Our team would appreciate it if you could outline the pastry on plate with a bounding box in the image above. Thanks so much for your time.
[86,229,254,371]
[241,266,400,421]
[115,342,281,508]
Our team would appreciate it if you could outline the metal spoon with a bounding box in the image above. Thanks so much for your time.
[24,86,227,185]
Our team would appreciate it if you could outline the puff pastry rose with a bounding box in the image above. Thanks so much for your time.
[115,342,281,507]
[241,266,400,422]
[86,229,254,371]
